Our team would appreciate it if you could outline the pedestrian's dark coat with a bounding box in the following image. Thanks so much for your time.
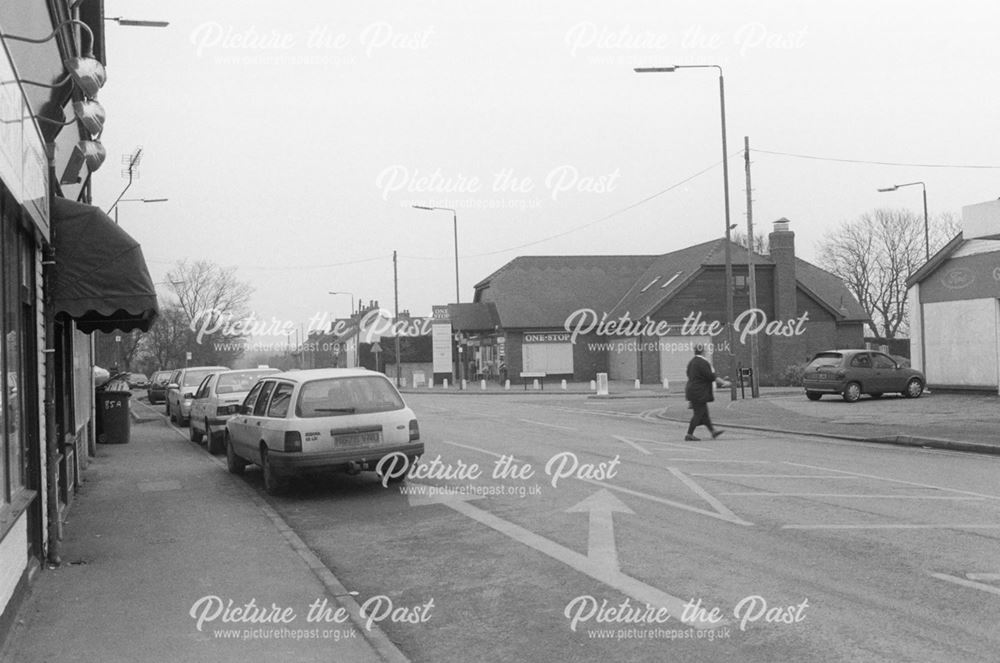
[685,355,716,404]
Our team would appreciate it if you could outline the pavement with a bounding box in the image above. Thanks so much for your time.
[0,399,408,663]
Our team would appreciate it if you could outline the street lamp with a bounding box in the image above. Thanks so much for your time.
[411,205,460,303]
[104,17,170,28]
[413,204,462,386]
[113,197,168,224]
[328,291,355,317]
[878,182,929,261]
[635,64,737,400]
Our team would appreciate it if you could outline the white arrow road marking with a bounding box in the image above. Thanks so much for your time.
[667,467,746,524]
[517,418,577,431]
[565,489,634,571]
[613,435,651,455]
[408,488,724,629]
[930,572,1000,596]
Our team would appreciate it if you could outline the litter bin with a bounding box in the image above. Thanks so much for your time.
[96,390,132,444]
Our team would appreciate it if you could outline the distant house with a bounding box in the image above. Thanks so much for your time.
[907,199,1000,393]
[456,219,867,385]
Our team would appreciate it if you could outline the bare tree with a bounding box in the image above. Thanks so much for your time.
[817,208,959,338]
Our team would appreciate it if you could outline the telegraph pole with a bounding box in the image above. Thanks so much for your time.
[393,250,401,387]
[744,136,760,398]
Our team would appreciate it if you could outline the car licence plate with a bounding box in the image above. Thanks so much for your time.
[334,431,382,448]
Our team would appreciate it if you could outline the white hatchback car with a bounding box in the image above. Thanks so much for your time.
[189,367,281,453]
[225,368,423,494]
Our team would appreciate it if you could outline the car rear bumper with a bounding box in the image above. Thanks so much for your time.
[267,442,425,475]
[802,380,845,393]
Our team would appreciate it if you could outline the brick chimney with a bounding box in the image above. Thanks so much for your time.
[769,218,797,322]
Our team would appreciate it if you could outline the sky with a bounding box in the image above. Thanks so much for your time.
[95,0,1000,341]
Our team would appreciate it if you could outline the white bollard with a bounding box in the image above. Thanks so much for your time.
[561,379,567,390]
[461,379,467,390]
[662,378,669,390]
[443,378,449,389]
[429,378,434,389]
[504,379,510,391]
[590,379,596,391]
[533,378,540,390]
[480,379,486,390]
[634,379,641,390]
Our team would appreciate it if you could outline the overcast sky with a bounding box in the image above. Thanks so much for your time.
[96,0,1000,337]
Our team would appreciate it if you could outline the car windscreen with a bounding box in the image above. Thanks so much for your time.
[805,353,843,370]
[183,369,219,387]
[296,376,405,418]
[217,370,278,394]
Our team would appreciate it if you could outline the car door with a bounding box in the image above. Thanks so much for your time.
[847,352,875,392]
[246,380,278,464]
[167,369,182,411]
[189,374,215,431]
[870,352,899,392]
[230,380,265,456]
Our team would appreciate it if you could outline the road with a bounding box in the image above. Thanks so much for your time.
[193,393,1000,662]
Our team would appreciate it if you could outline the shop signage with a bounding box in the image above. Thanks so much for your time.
[524,331,572,344]
[0,44,49,236]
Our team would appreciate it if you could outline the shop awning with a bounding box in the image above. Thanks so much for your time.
[51,197,159,333]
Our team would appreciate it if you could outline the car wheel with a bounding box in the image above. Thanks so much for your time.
[189,423,202,443]
[904,378,924,398]
[806,391,822,401]
[226,433,246,475]
[842,382,862,403]
[206,422,224,455]
[261,447,288,495]
[870,393,883,399]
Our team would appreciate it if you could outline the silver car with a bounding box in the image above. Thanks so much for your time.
[189,367,281,453]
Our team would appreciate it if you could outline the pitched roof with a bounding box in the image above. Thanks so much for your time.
[473,241,868,328]
[473,255,657,328]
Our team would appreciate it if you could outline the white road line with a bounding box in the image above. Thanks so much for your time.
[966,573,1000,581]
[930,572,1000,596]
[613,435,651,455]
[721,493,983,500]
[784,462,1000,501]
[783,524,1000,530]
[441,439,513,460]
[412,492,724,629]
[667,468,745,523]
[518,418,577,431]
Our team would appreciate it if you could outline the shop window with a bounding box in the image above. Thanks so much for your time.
[523,342,573,374]
[2,206,26,502]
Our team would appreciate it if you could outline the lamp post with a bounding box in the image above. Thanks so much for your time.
[877,182,929,261]
[112,197,168,224]
[413,204,463,387]
[635,64,738,400]
[328,291,355,317]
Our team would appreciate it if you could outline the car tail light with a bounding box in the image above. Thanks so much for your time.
[284,431,302,452]
[408,419,420,441]
[216,405,236,416]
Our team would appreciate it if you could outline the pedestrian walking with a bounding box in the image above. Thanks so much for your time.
[684,344,726,441]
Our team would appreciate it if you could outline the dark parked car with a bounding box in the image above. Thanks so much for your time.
[802,349,924,402]
[147,370,173,405]
[127,373,150,389]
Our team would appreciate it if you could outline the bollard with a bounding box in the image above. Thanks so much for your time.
[533,378,540,390]
[461,379,467,390]
[443,378,449,389]
[429,378,434,388]
[596,373,609,396]
[480,379,486,390]
[504,379,510,391]
[662,378,669,390]
[561,379,567,390]
[590,379,596,391]
[634,379,641,390]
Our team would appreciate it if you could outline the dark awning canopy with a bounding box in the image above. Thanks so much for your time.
[51,197,159,333]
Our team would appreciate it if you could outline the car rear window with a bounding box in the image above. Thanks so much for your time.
[806,353,843,371]
[184,369,221,386]
[217,370,278,394]
[296,376,405,418]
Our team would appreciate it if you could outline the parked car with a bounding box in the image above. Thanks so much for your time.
[127,373,150,389]
[189,367,281,453]
[802,349,924,402]
[225,368,423,495]
[147,370,173,404]
[166,366,228,426]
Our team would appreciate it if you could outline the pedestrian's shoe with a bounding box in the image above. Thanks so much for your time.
[684,434,700,441]
[711,430,725,439]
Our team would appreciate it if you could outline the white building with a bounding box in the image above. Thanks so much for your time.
[908,199,1000,393]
